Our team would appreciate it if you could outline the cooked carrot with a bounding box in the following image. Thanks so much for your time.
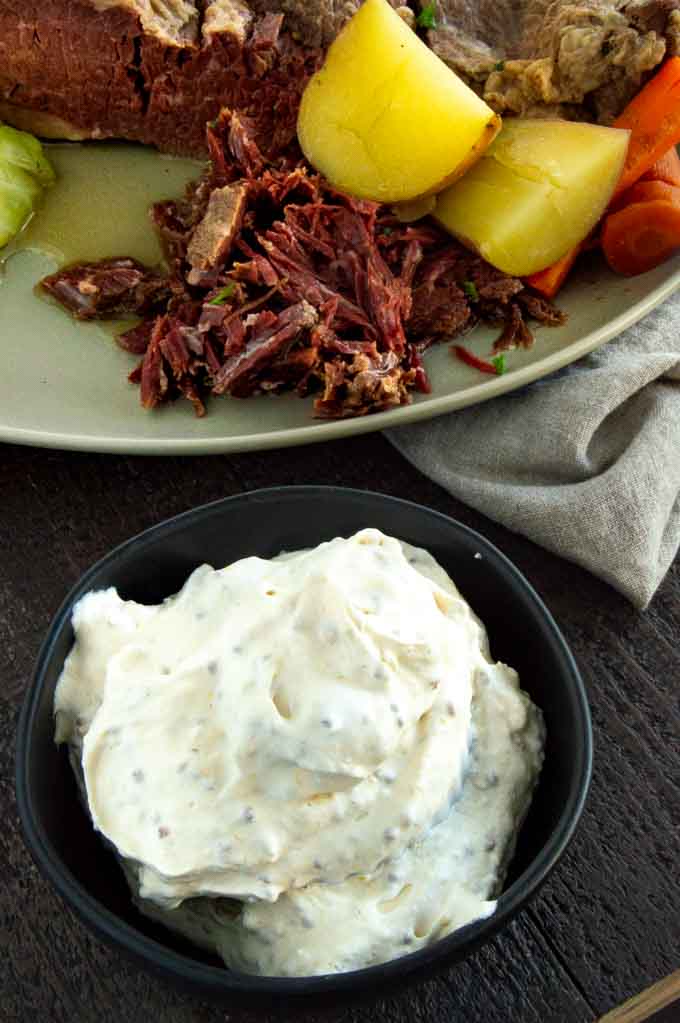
[612,57,680,196]
[525,248,580,299]
[602,197,680,276]
[641,146,680,187]
[611,179,680,211]
[525,59,680,294]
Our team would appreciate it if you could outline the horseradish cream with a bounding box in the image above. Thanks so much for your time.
[55,529,544,975]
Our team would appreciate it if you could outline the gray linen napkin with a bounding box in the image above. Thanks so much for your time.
[386,292,680,607]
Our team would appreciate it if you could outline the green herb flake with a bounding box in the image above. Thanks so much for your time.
[492,353,507,375]
[494,61,505,72]
[461,280,479,302]
[208,283,236,306]
[417,3,437,29]
[382,226,393,236]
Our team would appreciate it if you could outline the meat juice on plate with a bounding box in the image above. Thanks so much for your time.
[54,529,544,976]
[0,143,201,341]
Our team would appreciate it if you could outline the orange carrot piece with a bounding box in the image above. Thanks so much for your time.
[612,57,680,196]
[640,146,680,187]
[525,248,580,299]
[602,198,680,276]
[611,179,680,211]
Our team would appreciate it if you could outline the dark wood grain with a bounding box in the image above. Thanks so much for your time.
[2,435,679,1023]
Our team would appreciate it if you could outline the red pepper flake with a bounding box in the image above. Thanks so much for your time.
[452,345,499,375]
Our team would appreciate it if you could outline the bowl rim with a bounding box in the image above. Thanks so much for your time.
[16,485,593,996]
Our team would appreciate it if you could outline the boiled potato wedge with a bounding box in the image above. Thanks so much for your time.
[434,119,630,276]
[297,0,500,203]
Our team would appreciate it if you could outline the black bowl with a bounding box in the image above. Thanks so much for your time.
[16,486,592,1007]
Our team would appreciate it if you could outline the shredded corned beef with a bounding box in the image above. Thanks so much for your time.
[39,14,566,420]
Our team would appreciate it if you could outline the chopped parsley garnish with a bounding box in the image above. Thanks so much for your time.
[461,280,479,302]
[382,226,394,236]
[492,353,507,375]
[494,61,506,72]
[416,3,437,29]
[208,282,236,306]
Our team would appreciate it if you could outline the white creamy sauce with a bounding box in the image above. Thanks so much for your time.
[54,529,544,976]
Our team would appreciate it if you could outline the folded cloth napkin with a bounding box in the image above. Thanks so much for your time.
[386,291,680,608]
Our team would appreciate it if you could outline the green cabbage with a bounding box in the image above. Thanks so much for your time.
[0,125,55,246]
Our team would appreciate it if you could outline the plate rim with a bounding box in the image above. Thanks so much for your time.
[3,265,679,455]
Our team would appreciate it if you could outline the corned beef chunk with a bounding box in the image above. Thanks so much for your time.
[0,1,320,156]
[41,258,171,321]
[0,1,409,155]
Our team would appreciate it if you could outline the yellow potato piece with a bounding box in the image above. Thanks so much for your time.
[297,0,500,203]
[434,119,630,277]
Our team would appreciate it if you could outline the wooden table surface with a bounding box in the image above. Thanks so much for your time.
[2,435,679,1023]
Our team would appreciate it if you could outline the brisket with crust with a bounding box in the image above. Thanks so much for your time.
[0,0,408,156]
[0,1,314,155]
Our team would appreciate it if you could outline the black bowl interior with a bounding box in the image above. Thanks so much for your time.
[16,486,592,1005]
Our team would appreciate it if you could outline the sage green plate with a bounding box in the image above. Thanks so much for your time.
[1,144,679,455]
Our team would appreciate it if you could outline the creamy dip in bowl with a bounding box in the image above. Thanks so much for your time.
[54,528,543,976]
[17,487,591,1002]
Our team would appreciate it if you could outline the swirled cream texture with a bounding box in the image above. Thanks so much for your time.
[54,529,544,976]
